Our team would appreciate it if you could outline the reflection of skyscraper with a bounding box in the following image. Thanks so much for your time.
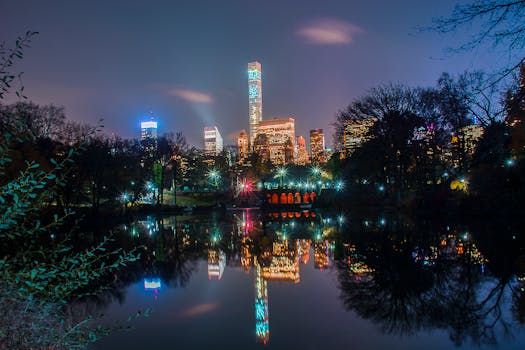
[261,240,300,282]
[314,240,329,270]
[208,249,226,280]
[248,61,263,148]
[254,262,269,344]
[298,239,311,264]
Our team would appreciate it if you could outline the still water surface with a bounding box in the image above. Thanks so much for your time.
[91,210,525,350]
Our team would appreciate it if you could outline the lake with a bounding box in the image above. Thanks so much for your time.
[90,209,525,350]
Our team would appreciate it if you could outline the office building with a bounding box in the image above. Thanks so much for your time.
[204,126,223,156]
[296,136,309,165]
[309,129,326,164]
[256,117,295,165]
[141,120,158,141]
[140,119,158,157]
[237,129,249,164]
[342,118,375,158]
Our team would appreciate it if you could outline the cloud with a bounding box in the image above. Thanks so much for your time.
[169,88,214,104]
[297,18,363,45]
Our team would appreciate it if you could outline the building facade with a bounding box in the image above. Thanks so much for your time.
[237,129,249,164]
[296,135,309,165]
[140,119,158,158]
[248,61,263,148]
[141,120,158,141]
[204,126,223,156]
[342,118,375,158]
[309,129,326,164]
[256,117,295,165]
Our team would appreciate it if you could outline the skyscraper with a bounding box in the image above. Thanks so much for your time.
[342,118,375,158]
[237,129,249,164]
[309,129,326,164]
[204,126,223,156]
[296,136,309,165]
[256,117,295,165]
[248,61,263,148]
[141,120,158,141]
[140,118,158,158]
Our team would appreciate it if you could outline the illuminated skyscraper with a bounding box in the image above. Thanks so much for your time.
[248,61,263,148]
[256,117,295,165]
[140,118,158,158]
[237,129,249,164]
[141,120,158,141]
[309,129,326,164]
[204,126,223,156]
[342,118,375,158]
[296,136,309,165]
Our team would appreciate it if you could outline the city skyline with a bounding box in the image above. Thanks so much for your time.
[1,0,507,147]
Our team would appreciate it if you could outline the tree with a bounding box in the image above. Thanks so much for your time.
[433,0,525,84]
[333,83,419,149]
[0,32,139,348]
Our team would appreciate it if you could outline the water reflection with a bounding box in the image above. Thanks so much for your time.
[92,210,525,349]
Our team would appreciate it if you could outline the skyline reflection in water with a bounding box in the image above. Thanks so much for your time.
[91,210,525,350]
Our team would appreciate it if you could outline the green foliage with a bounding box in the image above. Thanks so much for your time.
[0,32,140,348]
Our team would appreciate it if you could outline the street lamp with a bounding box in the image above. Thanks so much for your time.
[276,167,287,188]
[207,169,220,191]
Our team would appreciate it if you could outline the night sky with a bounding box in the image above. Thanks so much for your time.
[1,0,505,147]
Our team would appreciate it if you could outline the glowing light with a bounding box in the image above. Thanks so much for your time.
[144,278,161,290]
[378,185,384,192]
[380,218,386,226]
[120,192,129,202]
[277,167,287,177]
[335,180,344,191]
[311,166,321,176]
[248,69,261,80]
[506,158,515,167]
[141,121,158,129]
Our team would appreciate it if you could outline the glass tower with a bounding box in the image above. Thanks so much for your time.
[248,61,262,148]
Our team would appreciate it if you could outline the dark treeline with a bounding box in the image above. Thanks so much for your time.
[329,70,525,214]
[0,101,240,214]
